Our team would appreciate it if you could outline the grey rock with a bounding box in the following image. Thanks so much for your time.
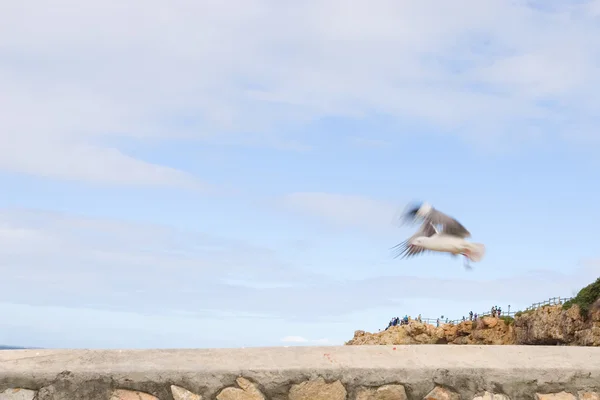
[473,392,510,400]
[0,389,37,400]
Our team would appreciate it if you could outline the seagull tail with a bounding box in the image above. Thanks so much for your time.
[466,242,486,262]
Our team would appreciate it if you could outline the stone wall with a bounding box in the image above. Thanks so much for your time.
[1,345,599,400]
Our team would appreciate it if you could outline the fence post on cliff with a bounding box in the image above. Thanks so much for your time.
[401,294,571,330]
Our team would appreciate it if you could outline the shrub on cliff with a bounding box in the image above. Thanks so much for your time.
[562,277,600,318]
[514,309,533,317]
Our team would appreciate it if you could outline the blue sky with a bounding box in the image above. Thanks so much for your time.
[1,0,599,349]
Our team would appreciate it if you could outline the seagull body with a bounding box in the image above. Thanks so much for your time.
[392,201,485,269]
[411,233,486,262]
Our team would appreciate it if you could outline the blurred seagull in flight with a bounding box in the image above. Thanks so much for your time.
[391,201,486,270]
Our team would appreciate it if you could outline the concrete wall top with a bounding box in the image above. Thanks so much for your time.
[1,345,600,399]
[2,345,600,374]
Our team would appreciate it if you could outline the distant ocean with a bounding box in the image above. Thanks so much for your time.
[0,345,29,350]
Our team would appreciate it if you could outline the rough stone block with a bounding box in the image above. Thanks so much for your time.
[216,377,266,400]
[356,384,408,400]
[578,392,600,400]
[171,385,202,400]
[288,377,347,400]
[424,386,461,400]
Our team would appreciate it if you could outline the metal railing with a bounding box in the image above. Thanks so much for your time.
[384,296,574,328]
[524,296,573,312]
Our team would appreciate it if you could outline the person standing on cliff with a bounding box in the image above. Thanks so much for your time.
[469,311,473,320]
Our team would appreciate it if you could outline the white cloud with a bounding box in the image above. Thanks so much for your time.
[281,192,400,230]
[0,207,597,323]
[280,336,331,344]
[3,140,201,188]
[280,336,308,343]
[1,0,600,185]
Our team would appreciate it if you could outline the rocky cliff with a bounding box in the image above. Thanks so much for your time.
[514,299,600,345]
[346,315,514,346]
[346,301,600,346]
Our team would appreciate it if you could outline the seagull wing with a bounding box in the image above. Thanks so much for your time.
[391,220,437,259]
[426,207,471,238]
[395,202,423,227]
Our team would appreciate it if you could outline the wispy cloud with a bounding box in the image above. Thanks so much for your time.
[349,137,391,149]
[0,207,596,322]
[1,0,600,186]
[281,192,400,230]
[0,208,328,317]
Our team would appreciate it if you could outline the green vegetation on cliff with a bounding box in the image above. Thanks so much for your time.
[562,277,600,318]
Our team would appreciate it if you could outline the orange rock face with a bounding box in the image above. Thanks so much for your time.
[346,318,513,346]
[346,304,600,346]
